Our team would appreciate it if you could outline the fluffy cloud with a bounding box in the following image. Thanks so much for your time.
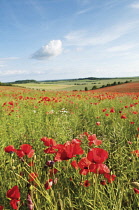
[32,40,63,60]
[130,3,139,9]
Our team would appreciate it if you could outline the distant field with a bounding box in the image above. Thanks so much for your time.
[13,77,139,91]
[93,81,139,93]
[13,83,75,90]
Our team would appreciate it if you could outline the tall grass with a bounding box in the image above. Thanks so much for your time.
[0,87,139,209]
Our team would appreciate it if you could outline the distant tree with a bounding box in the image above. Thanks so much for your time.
[85,87,88,91]
[100,85,105,88]
[111,81,117,86]
[92,85,97,90]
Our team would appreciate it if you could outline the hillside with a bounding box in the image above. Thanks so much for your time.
[93,82,139,93]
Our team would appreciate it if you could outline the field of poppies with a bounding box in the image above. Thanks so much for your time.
[1,85,139,210]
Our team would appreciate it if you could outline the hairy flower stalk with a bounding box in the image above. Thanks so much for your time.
[27,193,34,210]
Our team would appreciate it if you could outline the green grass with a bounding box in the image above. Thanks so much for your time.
[1,86,139,209]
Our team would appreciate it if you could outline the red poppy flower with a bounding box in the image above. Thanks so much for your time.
[100,180,107,185]
[6,186,20,209]
[44,179,53,190]
[83,132,89,137]
[89,163,110,174]
[131,150,139,157]
[104,173,116,183]
[16,144,34,158]
[54,140,84,161]
[10,199,20,210]
[0,206,4,210]
[84,180,90,187]
[102,109,107,112]
[40,137,57,147]
[4,145,16,153]
[7,185,20,200]
[88,134,102,146]
[71,138,82,143]
[71,160,79,170]
[78,157,92,175]
[44,147,57,154]
[96,122,101,126]
[133,111,138,114]
[28,172,38,182]
[8,101,14,106]
[28,161,35,167]
[87,148,108,164]
[121,114,127,119]
[110,108,115,113]
[134,188,139,194]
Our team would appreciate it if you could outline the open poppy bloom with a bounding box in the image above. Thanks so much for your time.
[41,137,58,154]
[54,140,84,161]
[87,148,108,164]
[4,145,16,153]
[7,185,20,200]
[71,160,79,170]
[40,137,57,147]
[16,144,34,158]
[78,157,92,175]
[0,206,4,210]
[88,134,102,146]
[89,163,110,174]
[6,185,20,210]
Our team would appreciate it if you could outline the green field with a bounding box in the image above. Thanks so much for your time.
[12,77,139,91]
[1,86,139,209]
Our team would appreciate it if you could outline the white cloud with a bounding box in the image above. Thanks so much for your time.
[64,21,139,47]
[32,40,63,60]
[107,44,135,52]
[130,3,139,9]
[76,7,94,15]
[0,70,27,76]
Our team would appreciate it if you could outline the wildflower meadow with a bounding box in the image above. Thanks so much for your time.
[1,86,139,209]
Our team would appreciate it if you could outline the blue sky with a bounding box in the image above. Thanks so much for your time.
[0,0,139,82]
